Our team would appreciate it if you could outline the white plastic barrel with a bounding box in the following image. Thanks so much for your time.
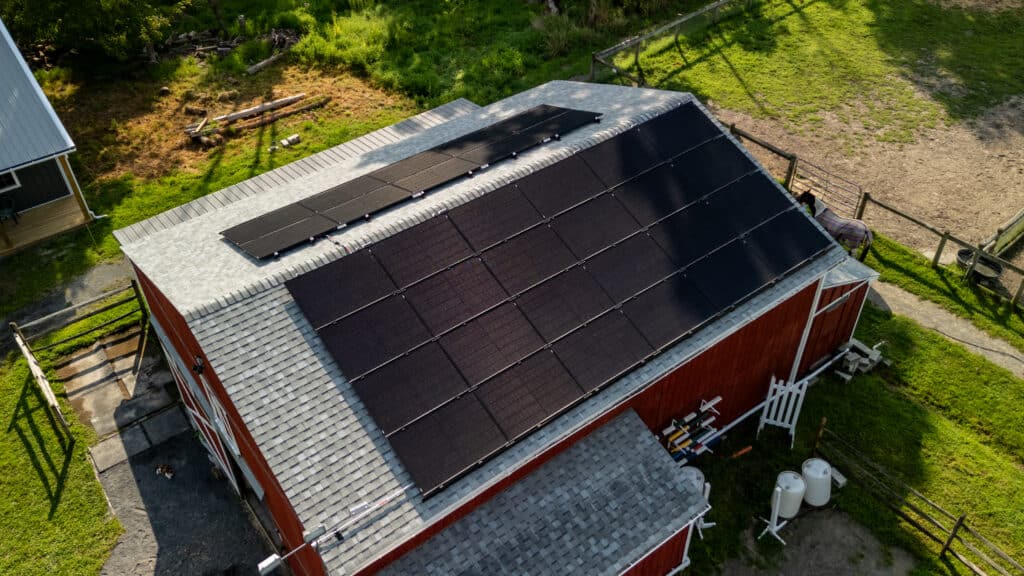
[802,458,832,506]
[679,466,705,492]
[776,471,805,519]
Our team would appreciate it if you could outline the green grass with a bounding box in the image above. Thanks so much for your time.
[865,234,1024,354]
[0,352,122,574]
[624,0,1024,141]
[690,305,1024,573]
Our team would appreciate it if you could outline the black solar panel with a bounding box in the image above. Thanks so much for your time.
[475,350,583,439]
[622,275,718,349]
[639,101,721,161]
[222,202,314,245]
[284,249,395,329]
[448,185,542,251]
[553,311,653,392]
[284,100,837,495]
[579,128,662,188]
[320,185,410,225]
[439,303,543,385]
[584,234,677,302]
[353,343,469,435]
[236,214,338,260]
[393,157,477,193]
[404,258,508,335]
[456,132,540,166]
[372,217,473,287]
[517,266,613,342]
[516,155,606,217]
[550,195,640,259]
[319,296,431,378]
[370,150,452,184]
[528,109,601,140]
[387,394,507,496]
[482,226,576,294]
[300,176,387,213]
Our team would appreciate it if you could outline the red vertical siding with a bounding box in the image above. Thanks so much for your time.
[632,281,819,432]
[133,265,325,576]
[798,282,869,374]
[622,526,690,576]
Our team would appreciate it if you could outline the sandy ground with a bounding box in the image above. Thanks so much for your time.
[712,96,1024,255]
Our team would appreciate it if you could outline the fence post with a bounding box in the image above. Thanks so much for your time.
[964,243,982,282]
[932,232,949,268]
[940,514,966,558]
[812,416,827,457]
[854,192,870,220]
[589,53,597,81]
[9,321,30,352]
[783,156,798,191]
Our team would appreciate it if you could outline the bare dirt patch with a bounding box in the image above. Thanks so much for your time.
[711,95,1024,255]
[45,63,417,184]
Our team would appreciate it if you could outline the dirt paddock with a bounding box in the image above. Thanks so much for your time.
[713,96,1024,258]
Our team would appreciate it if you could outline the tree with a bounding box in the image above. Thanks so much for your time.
[1,0,192,60]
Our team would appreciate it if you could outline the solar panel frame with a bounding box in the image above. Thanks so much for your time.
[439,303,544,386]
[318,295,432,379]
[583,234,678,303]
[475,350,584,439]
[447,184,543,251]
[371,217,473,288]
[319,185,411,225]
[284,249,396,329]
[236,214,338,260]
[369,150,453,184]
[516,266,614,342]
[393,157,478,193]
[300,175,387,213]
[404,258,509,335]
[353,342,469,435]
[387,394,507,496]
[481,226,577,294]
[552,311,653,392]
[550,194,641,259]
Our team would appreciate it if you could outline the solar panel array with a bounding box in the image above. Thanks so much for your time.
[222,105,601,259]
[286,101,835,496]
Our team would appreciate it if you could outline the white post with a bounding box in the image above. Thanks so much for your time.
[758,486,787,545]
[789,279,824,382]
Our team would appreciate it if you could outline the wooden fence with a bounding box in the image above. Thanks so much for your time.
[8,282,148,430]
[815,422,1024,576]
[589,0,757,85]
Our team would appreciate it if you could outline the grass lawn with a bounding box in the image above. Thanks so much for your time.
[690,304,1024,573]
[865,234,1024,353]
[0,354,122,575]
[621,0,1024,142]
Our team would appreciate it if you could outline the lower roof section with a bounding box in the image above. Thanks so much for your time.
[379,410,706,576]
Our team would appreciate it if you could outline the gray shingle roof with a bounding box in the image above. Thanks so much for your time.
[0,18,75,170]
[120,81,851,574]
[379,410,707,576]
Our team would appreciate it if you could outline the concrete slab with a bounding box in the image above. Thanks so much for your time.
[113,386,174,431]
[91,425,151,472]
[141,407,190,446]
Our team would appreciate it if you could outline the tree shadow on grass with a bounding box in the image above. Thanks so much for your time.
[5,376,76,519]
[862,0,1024,132]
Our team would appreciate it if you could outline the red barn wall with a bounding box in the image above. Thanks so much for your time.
[631,280,820,432]
[621,526,691,576]
[798,282,869,374]
[133,265,325,576]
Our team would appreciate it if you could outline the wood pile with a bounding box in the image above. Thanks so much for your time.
[183,93,331,147]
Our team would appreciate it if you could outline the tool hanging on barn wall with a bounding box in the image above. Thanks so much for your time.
[661,396,722,463]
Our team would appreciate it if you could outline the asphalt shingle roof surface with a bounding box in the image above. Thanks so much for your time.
[380,410,707,576]
[121,81,850,574]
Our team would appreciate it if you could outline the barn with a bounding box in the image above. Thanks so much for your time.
[0,17,94,255]
[114,80,875,575]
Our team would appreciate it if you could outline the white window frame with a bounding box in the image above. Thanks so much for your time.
[0,169,20,193]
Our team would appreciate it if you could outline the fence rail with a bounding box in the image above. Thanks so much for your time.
[8,282,148,431]
[815,422,1023,576]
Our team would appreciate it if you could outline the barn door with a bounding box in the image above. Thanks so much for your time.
[163,343,240,493]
